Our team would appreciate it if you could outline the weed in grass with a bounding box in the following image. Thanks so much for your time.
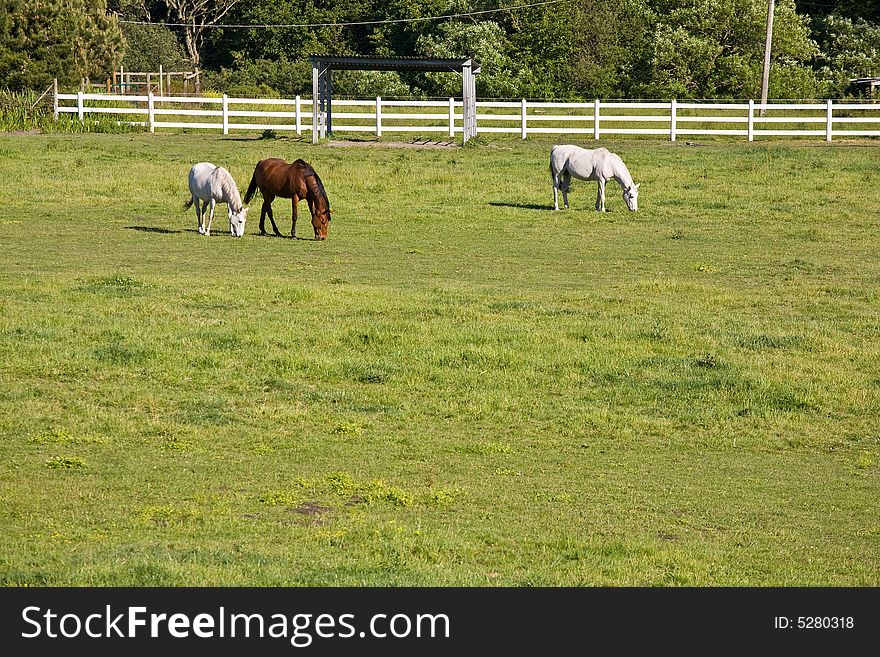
[140,506,200,526]
[161,437,190,452]
[332,421,363,436]
[44,456,85,469]
[79,274,149,296]
[463,441,514,455]
[261,491,302,507]
[694,353,720,369]
[30,428,105,445]
[420,488,463,507]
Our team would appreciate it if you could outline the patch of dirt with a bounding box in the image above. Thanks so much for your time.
[286,501,332,525]
[328,138,456,149]
[290,501,332,516]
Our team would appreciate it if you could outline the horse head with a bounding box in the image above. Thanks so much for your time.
[623,183,640,212]
[311,205,331,240]
[228,206,249,237]
[305,169,331,240]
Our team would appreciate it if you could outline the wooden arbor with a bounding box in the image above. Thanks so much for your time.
[308,55,481,144]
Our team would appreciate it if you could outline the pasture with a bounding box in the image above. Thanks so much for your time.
[0,132,877,586]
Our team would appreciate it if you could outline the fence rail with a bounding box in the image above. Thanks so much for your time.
[54,92,880,141]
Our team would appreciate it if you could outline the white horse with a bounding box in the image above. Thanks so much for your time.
[550,145,640,212]
[184,162,249,237]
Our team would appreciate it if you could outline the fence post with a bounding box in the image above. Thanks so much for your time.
[449,97,455,138]
[669,98,677,142]
[222,94,229,135]
[521,98,527,139]
[159,64,163,97]
[295,95,301,135]
[826,99,833,142]
[77,90,84,123]
[747,99,754,142]
[593,99,600,140]
[376,96,382,137]
[148,91,155,133]
[53,78,58,120]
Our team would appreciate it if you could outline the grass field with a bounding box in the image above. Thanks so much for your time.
[0,131,877,586]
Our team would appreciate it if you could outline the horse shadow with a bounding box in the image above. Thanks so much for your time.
[126,226,182,234]
[256,233,323,241]
[488,201,553,211]
[489,201,615,213]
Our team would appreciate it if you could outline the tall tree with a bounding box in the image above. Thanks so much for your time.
[0,0,123,90]
[163,0,239,72]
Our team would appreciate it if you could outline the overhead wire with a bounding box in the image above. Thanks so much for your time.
[118,0,564,30]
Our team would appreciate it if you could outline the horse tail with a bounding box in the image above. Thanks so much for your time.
[183,196,194,211]
[243,168,259,205]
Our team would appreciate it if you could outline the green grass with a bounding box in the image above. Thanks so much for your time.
[0,132,878,586]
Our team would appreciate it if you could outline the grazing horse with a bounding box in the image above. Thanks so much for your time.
[550,145,640,212]
[184,162,249,237]
[243,158,331,240]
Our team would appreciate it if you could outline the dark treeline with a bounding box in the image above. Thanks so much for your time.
[3,0,880,99]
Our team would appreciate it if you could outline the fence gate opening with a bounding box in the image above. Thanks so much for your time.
[308,55,481,144]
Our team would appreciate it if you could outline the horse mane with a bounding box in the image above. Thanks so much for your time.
[217,168,243,212]
[608,152,634,188]
[295,159,329,209]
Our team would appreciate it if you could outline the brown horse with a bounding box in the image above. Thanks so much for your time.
[243,158,331,240]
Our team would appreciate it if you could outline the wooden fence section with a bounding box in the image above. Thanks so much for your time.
[54,92,880,141]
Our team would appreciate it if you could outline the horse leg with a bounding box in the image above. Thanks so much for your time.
[596,179,606,212]
[259,199,269,235]
[267,200,283,236]
[260,195,281,236]
[552,172,560,211]
[195,198,204,234]
[263,194,282,236]
[561,171,571,209]
[206,199,216,235]
[291,196,298,239]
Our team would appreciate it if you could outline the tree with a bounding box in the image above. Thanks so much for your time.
[504,0,653,99]
[794,1,880,24]
[416,20,529,98]
[0,0,123,90]
[163,0,239,74]
[121,23,190,71]
[811,15,880,96]
[638,0,820,99]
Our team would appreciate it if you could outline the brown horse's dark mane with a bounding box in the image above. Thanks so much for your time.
[294,159,329,210]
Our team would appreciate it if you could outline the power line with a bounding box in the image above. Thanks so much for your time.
[118,1,564,29]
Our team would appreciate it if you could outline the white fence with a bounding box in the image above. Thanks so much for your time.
[54,92,880,141]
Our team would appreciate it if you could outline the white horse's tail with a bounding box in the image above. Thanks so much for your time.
[183,196,194,211]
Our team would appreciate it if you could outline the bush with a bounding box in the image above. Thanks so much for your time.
[202,58,311,98]
[0,89,145,133]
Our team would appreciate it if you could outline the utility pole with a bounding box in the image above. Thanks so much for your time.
[760,0,775,116]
